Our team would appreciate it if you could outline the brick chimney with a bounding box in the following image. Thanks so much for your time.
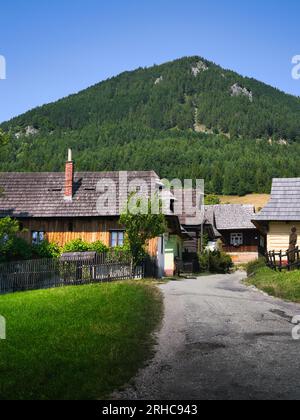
[64,149,74,201]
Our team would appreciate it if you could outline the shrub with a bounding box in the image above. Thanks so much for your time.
[2,237,33,262]
[108,245,132,262]
[199,250,233,274]
[33,241,62,259]
[0,218,33,262]
[62,239,110,255]
[89,241,109,254]
[205,194,221,205]
[246,257,266,276]
[62,239,91,253]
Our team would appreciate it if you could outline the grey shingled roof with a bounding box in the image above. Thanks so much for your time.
[0,171,161,218]
[208,204,256,230]
[254,178,300,221]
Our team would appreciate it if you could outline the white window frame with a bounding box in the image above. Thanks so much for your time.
[230,233,243,247]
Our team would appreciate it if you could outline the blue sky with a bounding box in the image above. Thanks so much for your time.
[0,0,299,123]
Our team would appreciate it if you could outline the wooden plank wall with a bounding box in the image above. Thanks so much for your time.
[268,222,300,252]
[19,218,158,257]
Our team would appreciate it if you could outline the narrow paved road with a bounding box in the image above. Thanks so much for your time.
[115,272,300,400]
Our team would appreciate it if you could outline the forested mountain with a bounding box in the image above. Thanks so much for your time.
[1,56,300,195]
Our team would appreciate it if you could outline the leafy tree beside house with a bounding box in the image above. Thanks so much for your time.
[120,194,167,272]
[0,217,32,262]
[0,217,61,261]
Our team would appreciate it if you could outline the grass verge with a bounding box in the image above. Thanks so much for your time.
[246,266,300,303]
[0,281,163,400]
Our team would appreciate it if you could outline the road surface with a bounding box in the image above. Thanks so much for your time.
[114,272,300,400]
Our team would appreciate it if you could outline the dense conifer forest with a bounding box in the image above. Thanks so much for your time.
[1,56,300,195]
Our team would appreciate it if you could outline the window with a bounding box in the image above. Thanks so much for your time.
[0,234,8,245]
[230,233,243,247]
[32,231,45,245]
[110,231,124,247]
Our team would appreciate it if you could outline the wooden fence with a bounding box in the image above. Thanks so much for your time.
[266,247,300,271]
[0,252,146,295]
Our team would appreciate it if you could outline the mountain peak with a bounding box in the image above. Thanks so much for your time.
[1,56,300,196]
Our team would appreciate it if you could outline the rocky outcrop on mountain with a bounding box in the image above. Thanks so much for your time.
[191,61,208,77]
[154,76,163,85]
[25,126,39,136]
[230,83,253,102]
[15,126,39,139]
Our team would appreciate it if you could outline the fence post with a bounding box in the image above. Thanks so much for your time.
[279,251,282,272]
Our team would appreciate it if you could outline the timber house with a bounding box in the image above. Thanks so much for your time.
[253,178,300,253]
[0,150,186,277]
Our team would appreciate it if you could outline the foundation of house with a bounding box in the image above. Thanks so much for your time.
[228,252,259,265]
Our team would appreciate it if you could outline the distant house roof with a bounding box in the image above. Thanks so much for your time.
[203,206,222,237]
[208,204,256,230]
[0,171,163,218]
[178,193,256,233]
[254,178,300,222]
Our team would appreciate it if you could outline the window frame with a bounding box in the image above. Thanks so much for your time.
[230,232,244,247]
[31,231,45,245]
[110,230,125,248]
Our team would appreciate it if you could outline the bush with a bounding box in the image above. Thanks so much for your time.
[33,241,62,259]
[62,239,92,253]
[62,238,110,255]
[246,257,266,276]
[108,245,132,262]
[199,250,233,274]
[205,195,221,205]
[1,237,33,262]
[89,241,109,254]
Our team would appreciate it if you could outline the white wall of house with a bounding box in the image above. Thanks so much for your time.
[156,236,165,278]
[164,235,183,277]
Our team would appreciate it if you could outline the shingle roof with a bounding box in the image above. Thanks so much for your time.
[254,178,300,221]
[203,206,222,237]
[208,204,256,230]
[0,171,161,218]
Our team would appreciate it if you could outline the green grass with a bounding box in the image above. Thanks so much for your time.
[0,281,163,400]
[246,267,300,303]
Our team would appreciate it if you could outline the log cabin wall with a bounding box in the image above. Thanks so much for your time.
[18,217,158,257]
[267,222,300,253]
[220,229,260,254]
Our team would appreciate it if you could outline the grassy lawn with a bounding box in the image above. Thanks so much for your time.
[246,266,300,303]
[0,281,163,400]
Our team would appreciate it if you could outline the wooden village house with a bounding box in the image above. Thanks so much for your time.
[0,151,187,278]
[253,178,300,253]
[181,204,265,264]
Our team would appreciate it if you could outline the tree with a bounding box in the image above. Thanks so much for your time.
[0,129,9,147]
[0,129,9,197]
[120,195,167,272]
[0,217,32,262]
[205,194,221,205]
[0,217,20,243]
